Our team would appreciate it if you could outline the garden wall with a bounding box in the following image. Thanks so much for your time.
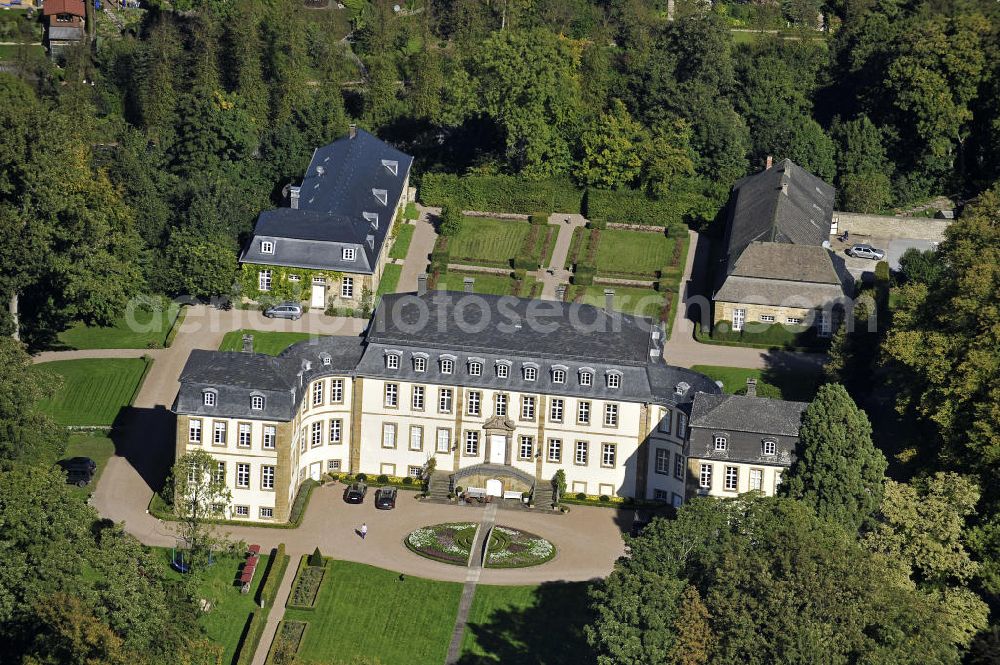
[833,212,951,241]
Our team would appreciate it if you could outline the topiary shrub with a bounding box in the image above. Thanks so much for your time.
[402,476,413,485]
[874,260,890,283]
[377,474,389,484]
[575,492,587,501]
[355,473,367,482]
[599,495,610,503]
[308,547,323,567]
[455,486,463,493]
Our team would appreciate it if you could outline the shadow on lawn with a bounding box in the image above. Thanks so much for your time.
[110,405,175,492]
[456,581,598,665]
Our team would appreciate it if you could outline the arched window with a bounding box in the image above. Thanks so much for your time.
[251,395,265,411]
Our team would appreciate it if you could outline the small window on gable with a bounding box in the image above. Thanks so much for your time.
[606,371,621,389]
[381,159,399,176]
[413,356,427,372]
[714,435,727,451]
[251,394,264,410]
[260,240,274,254]
[363,212,379,228]
[372,188,388,206]
[763,440,777,456]
[386,353,400,370]
[343,247,356,261]
[579,370,593,387]
[203,390,216,407]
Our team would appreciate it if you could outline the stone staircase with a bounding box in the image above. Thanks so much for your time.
[532,479,555,509]
[427,470,452,501]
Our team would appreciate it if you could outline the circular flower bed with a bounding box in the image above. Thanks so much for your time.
[485,526,555,568]
[405,522,477,566]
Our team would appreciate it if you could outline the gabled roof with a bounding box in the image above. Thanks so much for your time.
[730,243,842,284]
[723,159,834,275]
[43,0,84,15]
[690,393,808,437]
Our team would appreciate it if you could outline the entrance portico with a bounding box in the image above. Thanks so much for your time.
[482,415,515,466]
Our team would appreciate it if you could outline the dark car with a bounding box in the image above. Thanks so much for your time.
[374,486,397,510]
[343,482,367,504]
[63,457,97,487]
[263,302,303,320]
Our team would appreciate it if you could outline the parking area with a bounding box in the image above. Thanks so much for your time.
[830,235,939,280]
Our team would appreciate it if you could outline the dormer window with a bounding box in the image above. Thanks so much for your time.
[260,240,274,254]
[343,247,357,261]
[606,371,622,389]
[202,390,217,407]
[579,369,594,387]
[363,212,379,229]
[714,435,728,451]
[372,188,388,206]
[385,352,400,370]
[440,357,455,374]
[251,395,264,410]
[320,353,332,366]
[674,381,691,396]
[762,440,776,456]
[523,365,537,382]
[552,367,566,384]
[469,361,483,376]
[496,361,510,379]
[412,355,427,372]
[381,159,399,176]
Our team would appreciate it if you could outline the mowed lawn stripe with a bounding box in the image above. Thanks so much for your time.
[32,358,149,426]
[284,560,463,665]
[449,217,533,264]
[218,329,323,356]
[594,229,675,276]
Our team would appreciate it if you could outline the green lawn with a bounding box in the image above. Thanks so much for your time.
[218,329,322,355]
[160,549,273,665]
[438,271,538,297]
[575,285,665,319]
[61,433,115,499]
[449,217,534,266]
[56,297,182,350]
[691,364,822,402]
[593,229,676,277]
[284,560,463,665]
[378,263,403,295]
[33,358,150,426]
[389,223,415,259]
[459,582,596,664]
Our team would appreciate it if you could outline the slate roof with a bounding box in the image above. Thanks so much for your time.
[173,292,722,420]
[730,243,842,284]
[689,393,808,437]
[240,129,413,273]
[48,25,84,40]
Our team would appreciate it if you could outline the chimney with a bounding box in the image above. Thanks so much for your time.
[463,277,474,293]
[349,123,357,139]
[766,155,773,170]
[604,289,615,313]
[289,186,300,210]
[417,273,428,296]
[745,377,757,397]
[555,285,566,301]
[241,334,254,354]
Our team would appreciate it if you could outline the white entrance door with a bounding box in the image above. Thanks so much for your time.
[489,434,506,464]
[309,462,321,481]
[732,308,746,332]
[311,284,325,308]
[485,478,503,497]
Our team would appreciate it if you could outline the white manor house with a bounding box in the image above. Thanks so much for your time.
[173,288,805,522]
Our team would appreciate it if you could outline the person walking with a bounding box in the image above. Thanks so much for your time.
[360,522,368,540]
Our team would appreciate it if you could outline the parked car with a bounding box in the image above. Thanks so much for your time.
[62,457,96,487]
[374,486,397,510]
[847,244,886,260]
[343,482,368,504]
[263,302,303,320]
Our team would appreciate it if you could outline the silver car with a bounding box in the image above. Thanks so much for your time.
[847,244,886,260]
[263,302,303,320]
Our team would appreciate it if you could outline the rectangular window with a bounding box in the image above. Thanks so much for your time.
[786,317,802,325]
[236,463,250,489]
[214,461,225,484]
[496,363,509,379]
[234,505,249,518]
[213,421,227,446]
[469,361,482,376]
[465,431,479,456]
[189,419,202,443]
[328,459,342,471]
[330,379,344,403]
[467,390,481,416]
[521,396,535,420]
[412,385,425,410]
[547,439,562,463]
[659,408,671,434]
[760,314,775,323]
[714,435,727,451]
[749,468,763,491]
[677,413,687,438]
[523,366,537,381]
[341,276,354,298]
[519,435,534,461]
[655,448,670,474]
[259,270,272,291]
[550,398,564,422]
[674,454,684,480]
[260,507,273,519]
[203,391,216,407]
[384,383,398,408]
[261,465,275,490]
[343,247,356,261]
[414,356,427,372]
[819,310,832,336]
[724,466,738,491]
[653,489,669,502]
[438,388,453,413]
[263,425,276,450]
[763,440,777,456]
[238,423,251,448]
[287,274,300,282]
[300,429,306,453]
[604,403,619,427]
[260,240,274,254]
[575,441,589,465]
[699,463,712,489]
[382,423,397,449]
[602,443,617,468]
[436,428,451,453]
[312,380,324,406]
[577,401,591,425]
[408,465,423,478]
[409,425,423,451]
[579,371,593,386]
[732,308,746,331]
[495,394,508,417]
[329,419,342,444]
[311,421,322,448]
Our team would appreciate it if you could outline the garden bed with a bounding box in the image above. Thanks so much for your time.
[405,522,478,566]
[485,526,556,568]
[267,620,308,665]
[288,561,325,609]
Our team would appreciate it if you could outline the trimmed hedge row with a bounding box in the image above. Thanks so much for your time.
[420,173,583,213]
[584,187,703,229]
[234,544,289,665]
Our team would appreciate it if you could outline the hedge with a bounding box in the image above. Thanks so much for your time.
[529,212,551,225]
[584,186,705,229]
[586,218,607,230]
[234,543,289,665]
[573,264,596,286]
[420,173,583,213]
[708,320,829,350]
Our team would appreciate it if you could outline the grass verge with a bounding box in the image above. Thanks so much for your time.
[61,433,115,499]
[56,296,181,349]
[691,364,822,402]
[219,329,323,355]
[377,264,403,296]
[389,223,415,259]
